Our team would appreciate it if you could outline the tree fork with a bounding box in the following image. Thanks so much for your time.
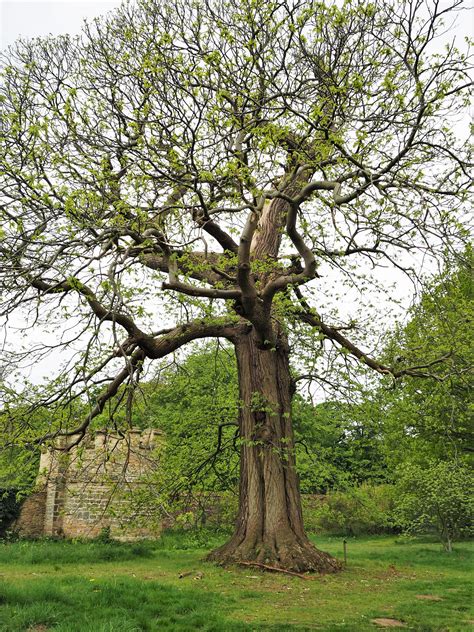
[207,328,341,573]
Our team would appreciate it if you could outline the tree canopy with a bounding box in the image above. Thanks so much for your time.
[0,0,471,571]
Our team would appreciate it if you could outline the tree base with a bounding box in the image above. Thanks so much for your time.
[206,534,342,574]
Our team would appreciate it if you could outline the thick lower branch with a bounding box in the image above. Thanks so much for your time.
[162,280,240,300]
[34,320,250,446]
[144,320,250,359]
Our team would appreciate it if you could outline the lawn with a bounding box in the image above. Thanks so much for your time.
[0,533,471,631]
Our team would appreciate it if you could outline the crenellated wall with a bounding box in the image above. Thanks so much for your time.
[15,428,163,539]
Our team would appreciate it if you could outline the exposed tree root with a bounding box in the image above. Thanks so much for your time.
[207,535,342,574]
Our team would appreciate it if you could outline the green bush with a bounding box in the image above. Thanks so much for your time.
[303,484,397,536]
[167,490,238,531]
[206,491,238,529]
[0,488,22,537]
[394,460,473,551]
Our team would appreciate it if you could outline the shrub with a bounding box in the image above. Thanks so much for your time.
[168,490,237,531]
[95,526,112,543]
[0,488,22,537]
[394,460,473,551]
[303,484,397,536]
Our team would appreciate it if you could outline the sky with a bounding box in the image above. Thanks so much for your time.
[2,0,473,50]
[0,0,122,50]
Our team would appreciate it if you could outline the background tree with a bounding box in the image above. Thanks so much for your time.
[0,0,471,571]
[294,398,388,493]
[395,461,473,552]
[381,248,473,466]
[130,344,241,496]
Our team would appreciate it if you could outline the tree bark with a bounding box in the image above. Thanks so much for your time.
[207,328,341,573]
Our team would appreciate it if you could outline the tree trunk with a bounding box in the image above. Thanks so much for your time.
[208,328,341,573]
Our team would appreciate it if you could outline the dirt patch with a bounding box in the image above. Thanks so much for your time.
[26,626,49,632]
[374,565,403,580]
[416,594,443,601]
[371,618,406,628]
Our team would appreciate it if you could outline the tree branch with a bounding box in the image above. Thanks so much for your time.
[294,288,453,380]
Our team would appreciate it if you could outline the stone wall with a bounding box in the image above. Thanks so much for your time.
[12,491,47,538]
[15,428,162,539]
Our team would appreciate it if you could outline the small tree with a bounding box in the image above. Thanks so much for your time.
[396,461,473,551]
[0,0,471,571]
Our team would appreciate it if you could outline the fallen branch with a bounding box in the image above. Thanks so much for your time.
[237,561,310,580]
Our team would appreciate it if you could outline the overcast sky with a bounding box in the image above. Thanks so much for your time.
[2,0,473,51]
[0,0,122,50]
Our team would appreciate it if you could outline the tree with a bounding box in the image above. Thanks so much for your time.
[378,248,473,468]
[395,461,473,551]
[0,0,471,571]
[294,398,388,492]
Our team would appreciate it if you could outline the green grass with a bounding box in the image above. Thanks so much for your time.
[0,533,472,631]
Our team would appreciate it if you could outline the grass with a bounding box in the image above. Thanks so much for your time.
[0,533,472,631]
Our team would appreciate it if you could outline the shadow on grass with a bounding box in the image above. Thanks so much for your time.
[0,575,306,632]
